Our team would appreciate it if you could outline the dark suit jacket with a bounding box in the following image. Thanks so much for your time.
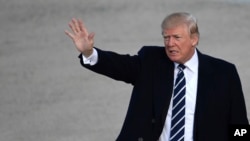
[80,46,249,141]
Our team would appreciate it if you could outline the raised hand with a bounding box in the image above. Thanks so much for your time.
[65,18,95,57]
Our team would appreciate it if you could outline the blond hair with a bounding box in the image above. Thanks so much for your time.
[161,12,200,39]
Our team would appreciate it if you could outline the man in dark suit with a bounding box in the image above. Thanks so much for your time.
[65,12,249,141]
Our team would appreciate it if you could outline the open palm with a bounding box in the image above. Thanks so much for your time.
[65,18,95,57]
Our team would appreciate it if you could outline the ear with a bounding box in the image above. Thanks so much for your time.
[191,34,199,46]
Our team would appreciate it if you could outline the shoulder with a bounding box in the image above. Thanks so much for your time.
[138,46,166,58]
[202,53,234,66]
[137,46,172,64]
[198,51,237,73]
[139,46,165,53]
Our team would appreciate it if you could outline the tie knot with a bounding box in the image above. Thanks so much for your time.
[178,64,186,71]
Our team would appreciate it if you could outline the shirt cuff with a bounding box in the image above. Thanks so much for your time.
[82,48,98,66]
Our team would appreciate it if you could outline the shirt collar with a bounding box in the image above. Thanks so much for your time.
[174,49,199,73]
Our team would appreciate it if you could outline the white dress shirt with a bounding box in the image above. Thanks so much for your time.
[82,48,98,66]
[159,50,198,141]
[83,48,199,141]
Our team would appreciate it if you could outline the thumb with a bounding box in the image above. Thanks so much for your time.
[88,32,95,40]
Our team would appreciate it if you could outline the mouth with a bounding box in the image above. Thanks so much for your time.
[168,50,179,55]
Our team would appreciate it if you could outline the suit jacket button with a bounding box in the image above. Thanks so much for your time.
[138,137,143,141]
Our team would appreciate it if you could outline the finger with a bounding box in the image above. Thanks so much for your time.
[72,18,80,33]
[64,30,75,40]
[78,19,89,36]
[88,32,95,40]
[69,20,77,34]
[78,19,84,32]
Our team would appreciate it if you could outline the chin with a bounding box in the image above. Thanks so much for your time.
[168,56,178,62]
[170,58,184,64]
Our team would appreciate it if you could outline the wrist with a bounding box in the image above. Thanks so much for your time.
[82,49,93,58]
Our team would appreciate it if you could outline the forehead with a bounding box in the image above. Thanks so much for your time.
[162,24,189,36]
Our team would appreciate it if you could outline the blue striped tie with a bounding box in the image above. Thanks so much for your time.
[170,64,186,141]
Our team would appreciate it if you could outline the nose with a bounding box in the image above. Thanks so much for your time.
[166,37,174,47]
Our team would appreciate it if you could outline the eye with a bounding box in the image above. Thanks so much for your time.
[163,36,170,41]
[174,35,181,40]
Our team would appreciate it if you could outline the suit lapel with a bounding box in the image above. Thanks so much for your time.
[193,51,215,140]
[152,56,174,125]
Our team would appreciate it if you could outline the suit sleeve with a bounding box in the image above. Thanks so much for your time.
[79,47,145,85]
[229,65,249,125]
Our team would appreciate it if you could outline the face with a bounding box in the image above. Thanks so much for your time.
[162,24,198,64]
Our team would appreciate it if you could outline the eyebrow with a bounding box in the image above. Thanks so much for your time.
[162,34,181,38]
